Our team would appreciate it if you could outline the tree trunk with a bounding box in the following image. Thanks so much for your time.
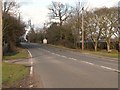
[73,37,76,48]
[107,44,110,52]
[118,42,120,52]
[94,41,98,52]
[60,30,62,40]
[8,40,17,52]
[106,40,111,53]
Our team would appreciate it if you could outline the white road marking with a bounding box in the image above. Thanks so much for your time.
[61,55,67,58]
[51,52,55,55]
[55,54,61,56]
[40,49,119,73]
[27,50,32,58]
[27,50,34,76]
[100,66,120,72]
[31,61,33,65]
[30,66,33,76]
[47,51,50,53]
[29,84,33,88]
[69,58,77,61]
[81,61,95,66]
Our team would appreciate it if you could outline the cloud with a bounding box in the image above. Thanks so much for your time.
[88,0,119,8]
[20,3,49,28]
[18,0,119,28]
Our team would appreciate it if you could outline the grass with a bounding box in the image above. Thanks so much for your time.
[2,62,29,85]
[82,49,118,59]
[3,48,29,60]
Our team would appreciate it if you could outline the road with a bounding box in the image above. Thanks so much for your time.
[22,43,118,88]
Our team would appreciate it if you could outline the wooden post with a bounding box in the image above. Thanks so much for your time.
[0,0,2,89]
[82,7,84,50]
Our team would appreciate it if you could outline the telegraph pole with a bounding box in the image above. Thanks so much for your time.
[18,12,20,22]
[82,7,84,50]
[43,23,46,38]
[0,0,2,89]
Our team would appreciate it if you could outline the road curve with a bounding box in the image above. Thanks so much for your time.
[22,43,118,88]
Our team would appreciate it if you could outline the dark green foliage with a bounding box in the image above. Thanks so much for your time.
[46,23,61,44]
[46,23,75,48]
[2,13,26,52]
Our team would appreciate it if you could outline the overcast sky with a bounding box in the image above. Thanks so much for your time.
[17,0,119,28]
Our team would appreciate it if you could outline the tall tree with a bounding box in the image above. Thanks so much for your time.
[48,1,71,26]
[2,1,25,52]
[98,7,118,52]
[46,23,60,44]
[27,20,36,42]
[48,2,71,40]
[85,10,103,51]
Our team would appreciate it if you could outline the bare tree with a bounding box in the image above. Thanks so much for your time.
[48,2,72,40]
[2,1,25,52]
[85,7,118,52]
[85,10,103,51]
[67,1,88,48]
[27,20,36,42]
[3,1,19,15]
[48,1,71,26]
[71,2,82,48]
[98,8,118,52]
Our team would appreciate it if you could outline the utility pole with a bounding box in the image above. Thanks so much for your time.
[18,12,20,22]
[0,1,2,89]
[43,23,46,38]
[82,7,84,50]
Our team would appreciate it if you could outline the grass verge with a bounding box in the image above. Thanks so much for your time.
[3,48,29,60]
[82,50,118,59]
[2,62,29,86]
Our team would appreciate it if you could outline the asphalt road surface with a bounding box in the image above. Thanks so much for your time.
[22,43,119,88]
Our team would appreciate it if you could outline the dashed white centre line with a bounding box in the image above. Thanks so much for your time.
[100,66,120,72]
[61,55,67,58]
[51,53,55,55]
[69,58,77,61]
[47,51,50,53]
[55,54,61,56]
[42,49,119,73]
[81,61,95,66]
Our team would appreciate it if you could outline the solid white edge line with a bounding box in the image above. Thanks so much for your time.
[27,50,34,76]
[30,66,33,75]
[31,61,33,65]
[27,50,34,88]
[29,85,33,88]
[27,50,32,58]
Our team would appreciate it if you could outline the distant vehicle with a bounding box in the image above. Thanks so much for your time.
[43,38,47,44]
